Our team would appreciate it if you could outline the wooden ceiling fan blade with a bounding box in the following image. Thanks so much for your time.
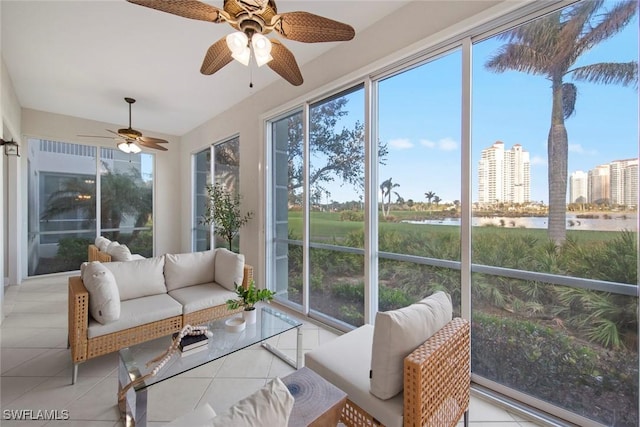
[139,136,169,144]
[126,0,224,23]
[201,37,233,75]
[138,140,168,151]
[273,12,355,43]
[267,40,303,86]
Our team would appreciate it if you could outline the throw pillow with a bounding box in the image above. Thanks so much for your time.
[214,248,245,291]
[106,240,121,256]
[103,256,167,301]
[95,236,111,252]
[81,261,121,324]
[164,250,216,291]
[369,291,452,400]
[211,377,294,427]
[109,244,132,262]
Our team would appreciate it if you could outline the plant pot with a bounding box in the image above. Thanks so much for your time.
[243,308,257,324]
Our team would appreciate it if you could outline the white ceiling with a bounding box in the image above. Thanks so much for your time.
[2,0,408,137]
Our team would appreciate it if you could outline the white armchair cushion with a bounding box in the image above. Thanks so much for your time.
[109,243,132,262]
[214,248,245,291]
[81,261,120,324]
[164,250,216,291]
[95,236,111,252]
[105,240,121,255]
[370,291,452,400]
[103,256,167,300]
[211,377,294,427]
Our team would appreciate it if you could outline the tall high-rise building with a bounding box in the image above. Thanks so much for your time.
[610,158,638,207]
[569,171,588,203]
[478,141,530,204]
[588,165,610,204]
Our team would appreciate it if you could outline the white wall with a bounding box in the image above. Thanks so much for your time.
[179,0,506,283]
[21,109,182,258]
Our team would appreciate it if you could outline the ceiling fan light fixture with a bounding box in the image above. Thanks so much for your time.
[118,141,141,154]
[252,33,273,67]
[226,32,251,66]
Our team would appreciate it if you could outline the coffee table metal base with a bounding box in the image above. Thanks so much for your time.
[261,325,303,369]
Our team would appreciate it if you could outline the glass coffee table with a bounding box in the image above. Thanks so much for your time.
[118,305,303,427]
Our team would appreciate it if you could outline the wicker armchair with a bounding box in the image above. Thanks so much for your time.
[306,318,470,427]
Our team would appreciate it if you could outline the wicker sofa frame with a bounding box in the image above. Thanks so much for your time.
[325,318,470,427]
[68,261,253,384]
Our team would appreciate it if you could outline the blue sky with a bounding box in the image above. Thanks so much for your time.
[326,9,638,204]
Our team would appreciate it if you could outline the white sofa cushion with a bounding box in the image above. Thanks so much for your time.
[109,243,132,262]
[211,377,294,427]
[168,283,237,314]
[106,240,121,255]
[370,291,452,400]
[81,262,120,324]
[163,403,216,427]
[88,293,182,338]
[95,236,111,252]
[214,248,245,291]
[305,325,404,427]
[102,256,167,301]
[164,250,216,292]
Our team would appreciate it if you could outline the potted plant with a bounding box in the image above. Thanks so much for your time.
[202,183,253,252]
[226,280,275,324]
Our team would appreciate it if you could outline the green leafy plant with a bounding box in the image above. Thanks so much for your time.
[202,183,253,251]
[226,280,275,311]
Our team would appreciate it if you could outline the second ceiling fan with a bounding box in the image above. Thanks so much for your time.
[127,0,356,86]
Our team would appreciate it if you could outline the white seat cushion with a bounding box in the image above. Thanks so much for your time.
[164,250,216,291]
[305,325,404,427]
[168,283,237,314]
[370,291,452,400]
[81,262,120,324]
[214,248,245,291]
[102,256,167,301]
[88,294,182,338]
[211,377,294,427]
[130,254,146,260]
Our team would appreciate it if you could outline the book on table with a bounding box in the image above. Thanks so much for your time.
[172,333,209,352]
[180,343,208,357]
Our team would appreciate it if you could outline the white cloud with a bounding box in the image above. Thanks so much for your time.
[389,138,413,149]
[569,143,597,155]
[531,155,547,166]
[420,139,436,148]
[438,137,458,151]
[420,138,458,151]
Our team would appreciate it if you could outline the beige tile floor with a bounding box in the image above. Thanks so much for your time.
[0,274,544,426]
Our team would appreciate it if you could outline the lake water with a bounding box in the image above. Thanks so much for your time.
[404,214,638,232]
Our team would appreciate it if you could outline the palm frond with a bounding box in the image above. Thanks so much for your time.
[570,62,638,87]
[485,43,550,75]
[577,0,637,55]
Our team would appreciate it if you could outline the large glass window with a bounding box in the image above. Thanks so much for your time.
[28,139,155,275]
[267,1,638,424]
[192,136,241,251]
[99,148,154,257]
[193,148,211,251]
[471,3,638,425]
[377,49,462,314]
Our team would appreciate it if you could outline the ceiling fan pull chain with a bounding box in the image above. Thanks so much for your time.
[249,60,254,88]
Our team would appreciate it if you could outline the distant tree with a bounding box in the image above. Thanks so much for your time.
[433,195,442,207]
[380,178,400,217]
[424,191,436,208]
[286,98,388,205]
[486,0,638,244]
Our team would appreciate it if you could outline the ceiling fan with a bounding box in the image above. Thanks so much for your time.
[126,0,356,86]
[79,97,168,153]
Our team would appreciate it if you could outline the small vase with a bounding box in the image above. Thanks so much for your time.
[243,308,257,324]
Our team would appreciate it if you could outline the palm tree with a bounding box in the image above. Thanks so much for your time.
[486,0,637,244]
[433,195,442,207]
[424,191,436,209]
[380,178,400,217]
